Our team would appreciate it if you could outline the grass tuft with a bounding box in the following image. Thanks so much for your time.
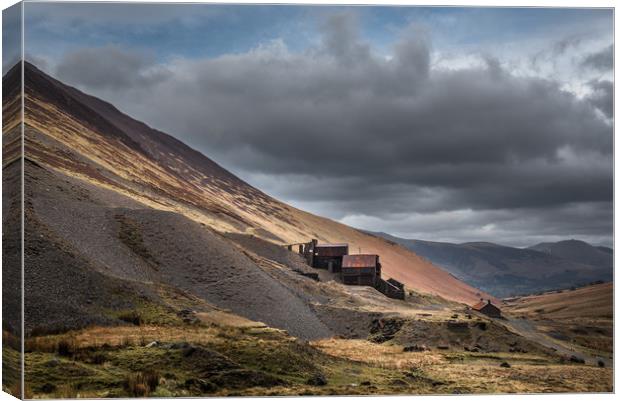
[125,370,160,397]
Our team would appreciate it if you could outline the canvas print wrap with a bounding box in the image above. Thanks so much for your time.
[1,1,614,398]
[2,1,23,398]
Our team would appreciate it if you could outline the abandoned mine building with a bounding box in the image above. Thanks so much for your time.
[289,239,405,300]
[341,254,382,286]
[471,299,501,318]
[312,243,349,272]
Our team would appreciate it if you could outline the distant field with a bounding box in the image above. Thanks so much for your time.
[504,282,612,321]
[504,282,613,357]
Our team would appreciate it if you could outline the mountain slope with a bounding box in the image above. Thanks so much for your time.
[371,232,612,297]
[504,282,613,357]
[505,282,613,321]
[15,61,492,309]
[529,240,613,269]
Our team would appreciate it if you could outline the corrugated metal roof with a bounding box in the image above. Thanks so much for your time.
[315,243,349,248]
[342,254,379,268]
[472,300,499,311]
[471,301,487,310]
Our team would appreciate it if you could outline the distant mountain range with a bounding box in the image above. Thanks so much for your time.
[367,233,613,298]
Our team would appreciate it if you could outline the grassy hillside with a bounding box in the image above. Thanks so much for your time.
[504,283,613,357]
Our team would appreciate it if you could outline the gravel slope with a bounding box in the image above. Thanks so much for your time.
[26,161,333,339]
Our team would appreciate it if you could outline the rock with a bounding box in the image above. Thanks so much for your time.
[182,345,199,357]
[500,362,511,368]
[166,341,191,350]
[44,358,60,368]
[390,379,408,387]
[403,344,428,352]
[177,309,200,325]
[306,373,327,386]
[369,318,405,343]
[185,378,217,393]
[360,381,371,386]
[40,383,56,393]
[598,360,605,368]
[145,341,158,348]
[569,355,585,364]
[437,344,449,350]
[447,321,469,331]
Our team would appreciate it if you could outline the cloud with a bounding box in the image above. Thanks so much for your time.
[2,3,22,75]
[48,14,613,247]
[54,45,169,90]
[581,44,613,71]
[342,201,613,248]
[586,79,613,119]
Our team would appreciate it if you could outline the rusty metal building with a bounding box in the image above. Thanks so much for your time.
[341,254,381,286]
[471,299,501,318]
[312,243,349,272]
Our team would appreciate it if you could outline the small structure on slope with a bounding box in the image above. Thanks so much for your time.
[287,239,405,299]
[472,299,501,318]
[376,278,406,300]
[290,239,349,272]
[341,254,381,286]
[313,243,349,272]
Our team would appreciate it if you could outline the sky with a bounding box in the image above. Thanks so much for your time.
[12,2,615,247]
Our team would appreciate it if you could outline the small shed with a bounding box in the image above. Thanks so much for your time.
[375,277,405,300]
[472,299,501,318]
[341,254,381,286]
[312,243,349,272]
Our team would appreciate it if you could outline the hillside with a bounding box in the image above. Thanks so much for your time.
[370,232,612,297]
[504,282,613,358]
[12,61,491,306]
[504,282,613,321]
[529,240,613,269]
[2,61,613,398]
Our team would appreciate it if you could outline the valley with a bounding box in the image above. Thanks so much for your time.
[372,232,613,298]
[1,62,614,397]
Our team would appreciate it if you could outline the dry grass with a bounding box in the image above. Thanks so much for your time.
[504,282,613,356]
[3,330,21,351]
[312,338,443,369]
[125,371,160,397]
[24,324,286,358]
[195,310,267,328]
[505,282,613,320]
[425,362,613,394]
[21,322,614,397]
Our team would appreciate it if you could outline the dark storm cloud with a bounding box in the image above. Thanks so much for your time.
[55,45,169,90]
[341,201,613,248]
[581,44,613,71]
[51,13,613,246]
